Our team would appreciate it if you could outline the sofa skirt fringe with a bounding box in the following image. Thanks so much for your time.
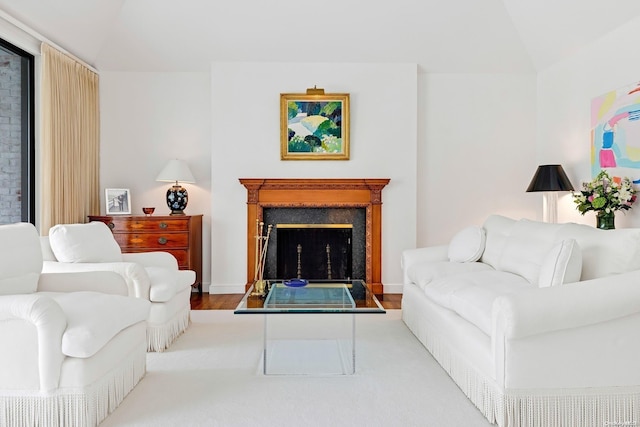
[147,306,190,352]
[420,322,502,424]
[0,345,146,427]
[402,304,640,427]
[500,391,640,427]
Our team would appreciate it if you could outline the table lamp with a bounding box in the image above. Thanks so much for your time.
[526,164,574,223]
[156,159,195,215]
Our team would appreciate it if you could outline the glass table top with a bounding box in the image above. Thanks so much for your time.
[234,279,386,314]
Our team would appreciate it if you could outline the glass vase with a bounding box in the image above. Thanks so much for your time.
[596,210,615,230]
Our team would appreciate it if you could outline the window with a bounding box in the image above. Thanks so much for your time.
[0,38,35,225]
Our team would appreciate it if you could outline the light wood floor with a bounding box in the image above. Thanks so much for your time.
[190,292,402,310]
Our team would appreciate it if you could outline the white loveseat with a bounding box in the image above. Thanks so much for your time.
[401,215,640,427]
[40,221,194,352]
[0,222,151,426]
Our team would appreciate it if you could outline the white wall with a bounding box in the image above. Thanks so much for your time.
[417,72,539,246]
[538,15,640,228]
[211,62,417,293]
[100,72,212,285]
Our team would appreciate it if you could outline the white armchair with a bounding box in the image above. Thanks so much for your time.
[0,222,150,427]
[41,221,194,352]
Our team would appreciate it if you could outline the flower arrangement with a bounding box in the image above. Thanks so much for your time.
[573,170,637,214]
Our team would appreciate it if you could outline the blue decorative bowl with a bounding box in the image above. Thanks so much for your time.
[283,279,308,287]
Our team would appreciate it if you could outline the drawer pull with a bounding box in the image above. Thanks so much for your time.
[108,222,115,230]
[159,222,168,229]
[158,237,168,245]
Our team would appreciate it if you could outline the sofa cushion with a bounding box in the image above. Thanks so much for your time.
[538,238,582,287]
[423,270,530,312]
[49,222,123,263]
[498,219,563,284]
[429,271,533,335]
[451,272,534,336]
[448,226,486,263]
[406,261,494,291]
[557,223,640,280]
[0,223,42,295]
[47,291,150,358]
[480,215,517,269]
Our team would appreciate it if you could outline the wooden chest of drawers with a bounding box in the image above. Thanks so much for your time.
[88,214,203,293]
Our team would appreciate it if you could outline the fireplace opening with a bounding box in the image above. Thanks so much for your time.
[276,224,352,280]
[262,207,366,281]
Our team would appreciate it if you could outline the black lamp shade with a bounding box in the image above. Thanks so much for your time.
[526,165,574,192]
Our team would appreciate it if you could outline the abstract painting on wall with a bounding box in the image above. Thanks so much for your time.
[591,81,640,183]
[280,90,350,160]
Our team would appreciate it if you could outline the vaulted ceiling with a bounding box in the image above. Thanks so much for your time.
[1,0,640,73]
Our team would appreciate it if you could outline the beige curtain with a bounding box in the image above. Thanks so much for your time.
[40,43,100,232]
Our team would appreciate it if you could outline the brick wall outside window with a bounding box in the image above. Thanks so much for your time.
[0,52,21,225]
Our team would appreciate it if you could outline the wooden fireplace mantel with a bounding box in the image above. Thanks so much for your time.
[239,178,390,294]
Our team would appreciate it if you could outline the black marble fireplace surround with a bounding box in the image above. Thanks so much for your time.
[262,208,366,280]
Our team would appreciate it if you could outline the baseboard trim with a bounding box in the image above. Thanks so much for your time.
[383,283,403,294]
[208,284,246,294]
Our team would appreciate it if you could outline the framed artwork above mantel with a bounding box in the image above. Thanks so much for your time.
[280,89,350,160]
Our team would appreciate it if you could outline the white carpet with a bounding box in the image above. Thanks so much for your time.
[101,310,492,427]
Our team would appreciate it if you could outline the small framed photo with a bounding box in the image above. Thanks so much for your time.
[105,188,131,215]
[280,92,350,160]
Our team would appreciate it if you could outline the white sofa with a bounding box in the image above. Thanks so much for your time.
[0,222,151,426]
[401,215,640,427]
[40,221,194,352]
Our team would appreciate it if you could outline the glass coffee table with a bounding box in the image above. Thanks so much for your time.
[234,279,385,375]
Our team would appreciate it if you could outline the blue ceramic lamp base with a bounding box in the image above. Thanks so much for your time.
[166,185,188,216]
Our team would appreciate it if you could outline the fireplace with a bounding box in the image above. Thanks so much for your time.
[239,178,390,294]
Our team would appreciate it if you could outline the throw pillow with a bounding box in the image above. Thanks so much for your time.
[49,222,123,263]
[498,219,564,285]
[448,225,486,263]
[557,223,640,280]
[538,238,582,287]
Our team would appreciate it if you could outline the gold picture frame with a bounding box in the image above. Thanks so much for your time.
[280,91,350,160]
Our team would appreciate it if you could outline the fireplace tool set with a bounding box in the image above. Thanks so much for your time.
[251,220,272,296]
